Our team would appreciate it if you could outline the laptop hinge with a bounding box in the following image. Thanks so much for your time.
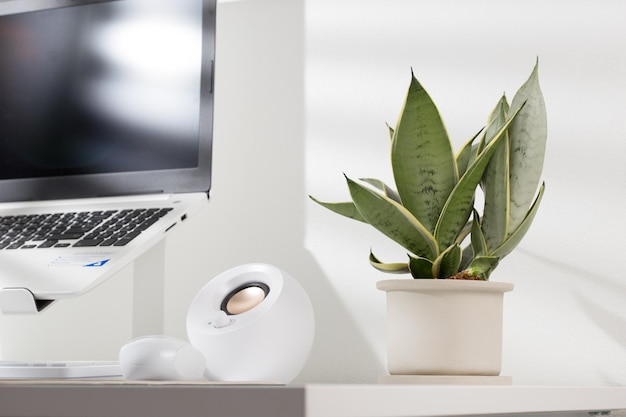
[0,288,55,314]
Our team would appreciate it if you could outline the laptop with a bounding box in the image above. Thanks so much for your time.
[0,0,216,313]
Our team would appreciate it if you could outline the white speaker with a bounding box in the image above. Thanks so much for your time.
[186,263,315,384]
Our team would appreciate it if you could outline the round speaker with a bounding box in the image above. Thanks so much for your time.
[186,263,315,384]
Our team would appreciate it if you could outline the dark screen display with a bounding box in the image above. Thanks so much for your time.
[0,1,203,180]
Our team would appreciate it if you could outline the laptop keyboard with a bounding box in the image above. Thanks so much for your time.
[0,208,173,250]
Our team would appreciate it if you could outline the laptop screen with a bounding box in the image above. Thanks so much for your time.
[0,0,215,201]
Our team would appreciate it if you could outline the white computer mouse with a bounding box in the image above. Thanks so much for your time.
[119,335,206,381]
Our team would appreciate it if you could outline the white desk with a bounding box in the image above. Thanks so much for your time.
[1,383,625,417]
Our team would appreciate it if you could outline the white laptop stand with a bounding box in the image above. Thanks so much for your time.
[131,240,166,336]
[0,241,167,379]
[0,239,167,337]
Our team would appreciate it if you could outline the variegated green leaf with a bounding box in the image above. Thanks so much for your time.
[508,60,547,233]
[360,178,401,203]
[434,104,525,249]
[386,123,394,141]
[455,220,472,245]
[483,95,510,145]
[456,128,484,179]
[460,245,474,271]
[391,72,456,233]
[433,244,462,278]
[466,256,500,280]
[481,95,511,251]
[309,196,367,223]
[369,251,410,274]
[408,255,435,279]
[492,182,545,259]
[346,176,438,259]
[470,209,488,257]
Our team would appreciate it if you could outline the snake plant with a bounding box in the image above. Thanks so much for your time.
[310,61,547,280]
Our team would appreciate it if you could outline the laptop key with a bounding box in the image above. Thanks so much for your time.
[38,241,58,248]
[6,242,25,249]
[47,233,84,240]
[113,232,141,246]
[74,239,104,247]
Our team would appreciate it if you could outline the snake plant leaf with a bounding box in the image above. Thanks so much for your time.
[507,60,547,233]
[308,196,367,223]
[484,95,510,145]
[456,128,484,179]
[465,256,500,279]
[360,178,401,203]
[408,254,435,279]
[346,175,438,259]
[455,220,472,245]
[433,244,462,279]
[492,182,545,259]
[460,245,474,271]
[470,209,488,257]
[391,71,456,233]
[386,123,395,141]
[481,95,511,250]
[434,103,525,249]
[369,250,410,274]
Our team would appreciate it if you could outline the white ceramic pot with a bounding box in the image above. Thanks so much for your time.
[377,279,514,376]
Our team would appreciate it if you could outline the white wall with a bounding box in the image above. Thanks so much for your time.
[2,0,625,386]
[306,0,626,385]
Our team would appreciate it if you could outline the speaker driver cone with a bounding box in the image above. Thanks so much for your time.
[221,282,270,315]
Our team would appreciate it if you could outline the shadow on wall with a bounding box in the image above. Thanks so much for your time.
[516,248,626,386]
[576,278,626,386]
[519,249,626,349]
[291,250,386,383]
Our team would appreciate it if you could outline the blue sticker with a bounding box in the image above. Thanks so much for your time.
[84,259,110,267]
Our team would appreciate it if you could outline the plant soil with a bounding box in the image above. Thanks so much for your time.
[447,271,484,280]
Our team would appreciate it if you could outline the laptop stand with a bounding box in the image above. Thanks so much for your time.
[0,240,167,336]
[0,241,168,379]
[131,239,166,336]
[0,288,52,314]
